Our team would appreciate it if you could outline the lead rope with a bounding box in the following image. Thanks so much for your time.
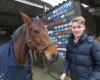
[41,54,60,80]
[29,49,34,80]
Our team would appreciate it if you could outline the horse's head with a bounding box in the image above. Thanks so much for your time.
[20,12,58,62]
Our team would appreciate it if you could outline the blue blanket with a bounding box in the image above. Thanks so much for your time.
[0,41,33,80]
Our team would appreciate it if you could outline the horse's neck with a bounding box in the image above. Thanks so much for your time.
[14,34,29,64]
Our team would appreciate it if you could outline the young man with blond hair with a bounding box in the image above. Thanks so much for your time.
[60,16,100,80]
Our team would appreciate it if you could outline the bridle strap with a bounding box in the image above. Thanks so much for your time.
[27,39,53,53]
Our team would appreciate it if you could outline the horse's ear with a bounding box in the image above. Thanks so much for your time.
[20,12,32,25]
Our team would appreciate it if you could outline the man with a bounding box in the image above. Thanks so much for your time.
[60,16,100,80]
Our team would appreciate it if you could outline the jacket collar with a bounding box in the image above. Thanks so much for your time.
[69,33,95,46]
[69,33,88,46]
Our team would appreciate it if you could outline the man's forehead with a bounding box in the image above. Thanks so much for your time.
[72,22,84,25]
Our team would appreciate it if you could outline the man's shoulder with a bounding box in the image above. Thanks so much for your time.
[86,35,100,51]
[86,34,95,43]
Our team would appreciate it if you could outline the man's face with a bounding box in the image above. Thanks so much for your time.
[71,22,85,38]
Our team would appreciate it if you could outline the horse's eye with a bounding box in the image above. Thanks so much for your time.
[33,30,39,33]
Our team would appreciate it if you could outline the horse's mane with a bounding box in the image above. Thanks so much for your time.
[11,24,25,41]
[11,18,46,41]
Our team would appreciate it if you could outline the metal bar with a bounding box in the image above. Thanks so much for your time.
[14,0,49,10]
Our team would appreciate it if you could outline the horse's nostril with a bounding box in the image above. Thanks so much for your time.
[52,54,58,62]
[52,54,56,59]
[52,54,55,58]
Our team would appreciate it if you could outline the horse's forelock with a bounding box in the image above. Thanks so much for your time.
[32,18,45,27]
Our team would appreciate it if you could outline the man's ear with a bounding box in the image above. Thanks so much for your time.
[20,11,32,25]
[83,25,86,30]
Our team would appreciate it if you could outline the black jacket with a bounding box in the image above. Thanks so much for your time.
[63,34,100,80]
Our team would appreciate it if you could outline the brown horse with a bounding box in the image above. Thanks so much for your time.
[0,12,58,80]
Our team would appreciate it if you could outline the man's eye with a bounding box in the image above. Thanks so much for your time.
[72,26,75,29]
[77,26,81,28]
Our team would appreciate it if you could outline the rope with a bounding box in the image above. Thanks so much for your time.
[41,55,60,80]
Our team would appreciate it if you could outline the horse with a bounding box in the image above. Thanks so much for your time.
[0,12,58,80]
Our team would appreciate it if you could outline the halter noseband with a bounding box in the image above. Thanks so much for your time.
[27,39,53,53]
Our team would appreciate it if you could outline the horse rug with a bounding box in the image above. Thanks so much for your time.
[0,41,33,80]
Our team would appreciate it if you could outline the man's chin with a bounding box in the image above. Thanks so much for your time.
[74,35,81,38]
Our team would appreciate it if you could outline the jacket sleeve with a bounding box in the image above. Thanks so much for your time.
[62,47,69,74]
[88,41,100,80]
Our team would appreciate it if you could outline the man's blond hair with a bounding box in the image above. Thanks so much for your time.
[71,16,85,25]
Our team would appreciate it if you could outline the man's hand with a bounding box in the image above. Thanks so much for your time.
[60,73,66,80]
